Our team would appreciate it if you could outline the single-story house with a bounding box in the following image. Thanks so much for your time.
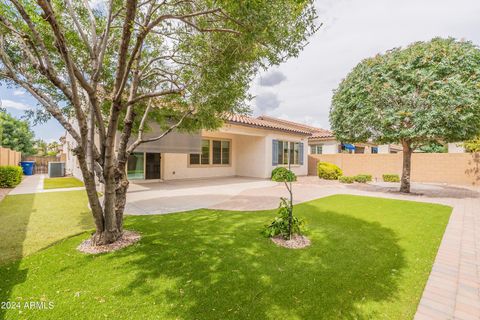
[61,114,407,182]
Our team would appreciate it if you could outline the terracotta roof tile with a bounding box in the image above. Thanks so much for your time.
[256,115,334,139]
[224,114,312,135]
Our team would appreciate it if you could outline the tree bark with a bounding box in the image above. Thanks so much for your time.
[400,141,412,193]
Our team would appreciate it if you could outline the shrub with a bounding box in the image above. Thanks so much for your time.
[358,174,373,182]
[317,162,342,180]
[339,176,355,184]
[383,174,400,182]
[0,165,23,188]
[262,198,305,239]
[354,174,372,183]
[271,167,297,182]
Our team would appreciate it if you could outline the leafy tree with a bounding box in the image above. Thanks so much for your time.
[47,141,60,156]
[464,137,480,152]
[0,0,317,245]
[34,139,48,156]
[330,38,480,193]
[417,142,447,153]
[0,109,35,155]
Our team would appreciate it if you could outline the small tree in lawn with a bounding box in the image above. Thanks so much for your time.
[0,0,317,245]
[330,38,480,193]
[263,167,304,240]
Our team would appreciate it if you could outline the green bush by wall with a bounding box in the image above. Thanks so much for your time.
[354,174,372,183]
[0,165,23,188]
[317,162,343,180]
[383,174,400,182]
[339,176,355,184]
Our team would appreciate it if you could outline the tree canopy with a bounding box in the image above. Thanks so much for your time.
[331,38,480,146]
[0,0,317,245]
[0,109,35,155]
[330,38,480,192]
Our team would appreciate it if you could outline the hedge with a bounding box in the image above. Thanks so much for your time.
[339,176,355,183]
[383,174,400,182]
[354,174,372,183]
[0,165,23,188]
[317,162,343,180]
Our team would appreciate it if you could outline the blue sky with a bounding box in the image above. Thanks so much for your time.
[0,85,64,142]
[1,0,480,140]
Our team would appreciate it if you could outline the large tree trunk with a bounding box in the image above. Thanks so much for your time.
[400,141,412,193]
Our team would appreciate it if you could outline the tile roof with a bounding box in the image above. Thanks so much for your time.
[223,114,334,139]
[224,114,312,135]
[257,115,334,140]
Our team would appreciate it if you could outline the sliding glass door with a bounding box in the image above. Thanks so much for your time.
[145,153,161,179]
[127,152,161,180]
[127,152,145,180]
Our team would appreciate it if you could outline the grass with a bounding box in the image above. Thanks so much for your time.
[43,177,84,189]
[0,191,93,264]
[0,193,451,320]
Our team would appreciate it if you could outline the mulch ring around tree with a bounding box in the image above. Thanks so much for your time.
[77,230,141,254]
[271,234,311,249]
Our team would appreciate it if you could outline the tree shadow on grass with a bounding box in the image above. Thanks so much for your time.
[111,204,405,320]
[0,193,35,320]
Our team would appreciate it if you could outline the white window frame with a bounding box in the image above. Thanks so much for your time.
[277,140,301,166]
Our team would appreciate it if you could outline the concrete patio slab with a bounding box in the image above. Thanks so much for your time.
[126,177,278,214]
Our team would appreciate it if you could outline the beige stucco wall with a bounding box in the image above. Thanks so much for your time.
[162,130,237,180]
[163,126,309,180]
[308,153,480,186]
[235,135,266,178]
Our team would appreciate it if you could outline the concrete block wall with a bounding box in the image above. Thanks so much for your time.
[308,153,480,186]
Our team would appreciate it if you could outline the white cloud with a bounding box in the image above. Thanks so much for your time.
[12,89,26,96]
[251,0,480,129]
[0,99,32,110]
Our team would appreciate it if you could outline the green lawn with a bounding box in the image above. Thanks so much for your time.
[0,193,451,320]
[43,177,84,189]
[0,191,93,264]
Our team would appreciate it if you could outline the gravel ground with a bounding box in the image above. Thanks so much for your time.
[77,230,141,254]
[271,234,311,249]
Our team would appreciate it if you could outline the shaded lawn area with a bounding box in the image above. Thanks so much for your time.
[43,177,84,189]
[0,194,451,320]
[0,191,93,264]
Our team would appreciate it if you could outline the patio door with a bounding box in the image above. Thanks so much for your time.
[145,153,161,180]
[127,152,161,180]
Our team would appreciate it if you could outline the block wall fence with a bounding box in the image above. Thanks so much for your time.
[308,153,480,186]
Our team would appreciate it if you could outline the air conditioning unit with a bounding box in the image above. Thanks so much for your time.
[48,162,65,178]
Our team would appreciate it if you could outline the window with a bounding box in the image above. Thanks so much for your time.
[311,144,323,154]
[201,140,210,164]
[276,140,301,165]
[189,139,230,166]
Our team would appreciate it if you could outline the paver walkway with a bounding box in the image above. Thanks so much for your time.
[9,174,85,195]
